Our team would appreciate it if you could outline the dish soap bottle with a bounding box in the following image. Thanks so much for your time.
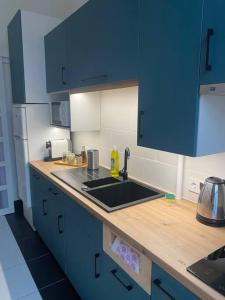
[81,145,87,164]
[110,145,119,178]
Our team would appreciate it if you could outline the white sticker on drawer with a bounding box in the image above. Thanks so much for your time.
[111,237,140,274]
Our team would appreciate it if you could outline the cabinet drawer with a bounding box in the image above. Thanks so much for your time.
[103,224,151,295]
[152,264,200,300]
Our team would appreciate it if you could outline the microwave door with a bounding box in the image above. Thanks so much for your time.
[51,102,62,126]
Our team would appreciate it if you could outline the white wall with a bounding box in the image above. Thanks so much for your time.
[0,0,88,56]
[72,86,225,203]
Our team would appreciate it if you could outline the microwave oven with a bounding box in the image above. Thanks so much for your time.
[50,101,70,128]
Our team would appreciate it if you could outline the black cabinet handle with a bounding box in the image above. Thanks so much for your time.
[61,66,66,85]
[111,269,133,291]
[94,253,100,278]
[153,279,176,300]
[42,199,47,216]
[138,110,144,139]
[205,28,214,71]
[48,187,59,196]
[81,74,108,82]
[33,174,40,180]
[57,215,64,234]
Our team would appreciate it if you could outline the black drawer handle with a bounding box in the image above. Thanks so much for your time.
[81,74,108,82]
[33,174,40,180]
[205,28,214,71]
[57,215,64,234]
[94,253,100,278]
[153,279,176,300]
[111,269,133,291]
[42,199,47,216]
[48,187,59,196]
[138,110,144,139]
[61,66,66,85]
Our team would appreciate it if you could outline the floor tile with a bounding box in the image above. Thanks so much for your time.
[40,279,81,300]
[27,254,65,289]
[0,264,37,300]
[0,226,25,271]
[18,291,42,300]
[17,234,49,262]
[6,214,36,241]
[0,215,8,228]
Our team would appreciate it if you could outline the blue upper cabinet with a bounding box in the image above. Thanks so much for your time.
[138,0,203,156]
[8,10,60,103]
[46,0,139,92]
[138,0,225,157]
[8,11,26,104]
[200,0,225,85]
[44,20,69,93]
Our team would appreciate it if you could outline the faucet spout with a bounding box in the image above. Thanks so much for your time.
[119,147,130,180]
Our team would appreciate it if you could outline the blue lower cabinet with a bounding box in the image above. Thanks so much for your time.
[31,169,199,300]
[64,196,105,300]
[30,169,48,240]
[43,183,66,269]
[30,168,66,270]
[151,264,200,300]
[101,254,150,300]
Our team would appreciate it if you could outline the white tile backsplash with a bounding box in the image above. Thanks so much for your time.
[72,86,225,202]
[73,86,178,194]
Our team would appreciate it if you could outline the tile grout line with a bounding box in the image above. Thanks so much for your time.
[15,289,40,300]
[39,278,66,291]
[25,252,50,263]
[5,214,80,299]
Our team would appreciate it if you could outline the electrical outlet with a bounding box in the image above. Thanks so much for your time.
[189,177,203,194]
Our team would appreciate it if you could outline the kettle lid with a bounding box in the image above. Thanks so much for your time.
[206,177,225,184]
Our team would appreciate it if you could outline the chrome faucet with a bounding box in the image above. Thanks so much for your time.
[119,147,130,180]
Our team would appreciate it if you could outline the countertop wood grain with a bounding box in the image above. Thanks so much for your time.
[30,160,225,300]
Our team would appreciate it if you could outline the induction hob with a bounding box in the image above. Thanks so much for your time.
[187,246,225,296]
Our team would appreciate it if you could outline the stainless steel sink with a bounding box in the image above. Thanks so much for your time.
[85,180,164,212]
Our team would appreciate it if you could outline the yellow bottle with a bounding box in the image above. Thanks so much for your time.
[110,145,119,178]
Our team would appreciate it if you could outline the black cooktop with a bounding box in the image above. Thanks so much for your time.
[187,246,225,296]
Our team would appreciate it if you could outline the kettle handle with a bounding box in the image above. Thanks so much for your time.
[200,182,204,191]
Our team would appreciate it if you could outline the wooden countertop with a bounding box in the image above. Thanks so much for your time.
[30,160,225,300]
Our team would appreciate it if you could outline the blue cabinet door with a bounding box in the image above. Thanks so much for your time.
[30,168,49,240]
[44,21,69,93]
[200,0,225,85]
[101,254,150,300]
[138,0,203,156]
[43,182,66,269]
[64,196,105,300]
[30,168,66,269]
[7,10,26,103]
[67,0,139,89]
[151,264,200,300]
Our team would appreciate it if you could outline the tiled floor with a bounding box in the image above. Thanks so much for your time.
[6,214,81,300]
[0,215,40,300]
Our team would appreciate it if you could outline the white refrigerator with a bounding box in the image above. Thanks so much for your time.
[13,104,69,227]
